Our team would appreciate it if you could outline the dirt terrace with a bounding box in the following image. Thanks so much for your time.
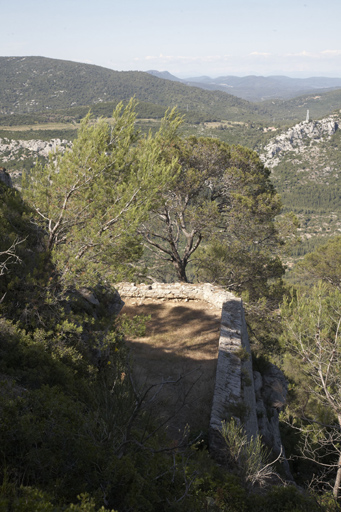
[122,297,222,440]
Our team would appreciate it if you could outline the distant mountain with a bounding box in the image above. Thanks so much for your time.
[0,56,260,122]
[1,57,340,127]
[146,70,182,82]
[185,75,341,101]
[146,71,341,102]
[205,75,341,101]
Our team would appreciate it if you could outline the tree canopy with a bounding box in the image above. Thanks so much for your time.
[282,282,341,498]
[139,123,286,296]
[280,237,341,499]
[22,99,179,289]
[293,235,341,290]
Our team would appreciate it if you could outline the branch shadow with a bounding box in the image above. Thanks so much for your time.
[122,300,221,440]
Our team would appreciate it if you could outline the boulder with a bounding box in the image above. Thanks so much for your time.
[0,167,12,188]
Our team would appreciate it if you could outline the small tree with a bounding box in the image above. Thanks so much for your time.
[222,418,280,488]
[0,181,36,305]
[195,144,288,300]
[23,100,179,288]
[139,128,285,287]
[139,135,227,281]
[293,235,341,290]
[282,282,341,499]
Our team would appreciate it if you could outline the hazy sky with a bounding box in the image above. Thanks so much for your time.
[1,0,341,77]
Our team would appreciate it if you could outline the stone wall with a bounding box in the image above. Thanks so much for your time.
[118,281,292,477]
[208,291,258,459]
[117,283,258,449]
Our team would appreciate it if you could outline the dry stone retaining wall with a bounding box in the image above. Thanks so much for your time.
[117,282,259,458]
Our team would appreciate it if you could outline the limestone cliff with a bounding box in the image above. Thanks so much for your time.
[0,137,69,184]
[260,111,340,169]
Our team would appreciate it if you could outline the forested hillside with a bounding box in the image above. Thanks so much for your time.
[2,56,341,126]
[259,110,341,255]
[0,56,258,122]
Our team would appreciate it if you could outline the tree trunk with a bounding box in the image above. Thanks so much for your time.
[173,260,188,283]
[333,452,341,499]
[333,416,341,499]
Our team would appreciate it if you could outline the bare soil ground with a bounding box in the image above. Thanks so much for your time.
[122,297,221,440]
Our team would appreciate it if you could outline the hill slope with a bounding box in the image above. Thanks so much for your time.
[148,70,341,101]
[259,110,341,255]
[0,56,261,122]
[2,57,341,127]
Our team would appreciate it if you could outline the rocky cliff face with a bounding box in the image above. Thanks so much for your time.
[0,137,69,184]
[259,111,341,248]
[0,137,69,162]
[260,112,339,168]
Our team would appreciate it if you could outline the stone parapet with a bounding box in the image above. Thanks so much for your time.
[117,281,234,308]
[117,282,258,459]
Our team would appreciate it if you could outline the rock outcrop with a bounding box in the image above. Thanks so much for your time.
[0,138,69,164]
[0,167,12,188]
[260,112,339,168]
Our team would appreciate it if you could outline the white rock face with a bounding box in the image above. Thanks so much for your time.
[260,112,340,168]
[117,281,234,309]
[0,137,69,163]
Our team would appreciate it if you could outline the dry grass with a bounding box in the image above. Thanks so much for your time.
[0,123,77,132]
[122,297,221,440]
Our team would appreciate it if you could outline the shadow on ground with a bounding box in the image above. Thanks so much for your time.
[122,299,221,441]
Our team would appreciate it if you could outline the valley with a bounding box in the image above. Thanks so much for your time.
[0,56,340,258]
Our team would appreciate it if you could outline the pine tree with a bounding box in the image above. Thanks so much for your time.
[23,100,179,288]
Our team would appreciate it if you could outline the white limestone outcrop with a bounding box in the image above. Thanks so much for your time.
[260,112,340,168]
[0,137,69,163]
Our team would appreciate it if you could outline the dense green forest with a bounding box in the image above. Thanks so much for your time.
[1,101,341,511]
[2,113,340,260]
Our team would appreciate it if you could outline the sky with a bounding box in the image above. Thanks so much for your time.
[1,0,341,78]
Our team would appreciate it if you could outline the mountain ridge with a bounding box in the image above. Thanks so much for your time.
[147,70,341,101]
[0,56,258,122]
[1,57,341,126]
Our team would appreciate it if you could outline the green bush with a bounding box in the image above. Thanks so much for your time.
[247,485,333,512]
